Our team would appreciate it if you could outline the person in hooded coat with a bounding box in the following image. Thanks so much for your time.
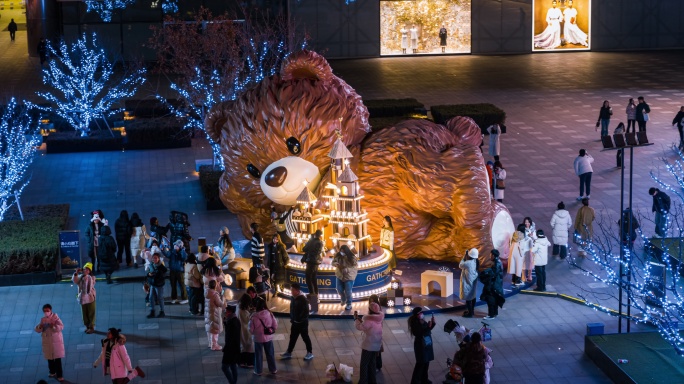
[355,302,385,384]
[86,210,106,273]
[35,304,65,382]
[531,230,551,292]
[98,225,118,284]
[94,328,145,383]
[206,280,226,351]
[222,304,241,384]
[550,202,573,259]
[459,248,479,318]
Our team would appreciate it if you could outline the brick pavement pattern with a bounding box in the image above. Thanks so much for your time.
[3,30,683,383]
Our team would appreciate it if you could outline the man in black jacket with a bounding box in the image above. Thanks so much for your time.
[650,187,671,238]
[302,230,324,299]
[281,283,314,360]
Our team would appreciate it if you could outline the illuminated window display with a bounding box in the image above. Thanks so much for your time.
[380,0,471,56]
[533,0,590,51]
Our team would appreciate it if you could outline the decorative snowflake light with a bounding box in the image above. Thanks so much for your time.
[0,99,40,222]
[34,33,146,136]
[387,299,395,307]
[403,297,412,306]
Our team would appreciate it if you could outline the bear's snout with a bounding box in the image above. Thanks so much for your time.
[265,166,288,187]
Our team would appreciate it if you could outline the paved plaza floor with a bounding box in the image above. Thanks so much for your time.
[2,30,684,383]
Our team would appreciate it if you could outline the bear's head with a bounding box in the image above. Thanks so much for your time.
[206,50,370,236]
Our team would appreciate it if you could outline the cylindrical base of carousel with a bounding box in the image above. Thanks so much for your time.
[281,246,391,302]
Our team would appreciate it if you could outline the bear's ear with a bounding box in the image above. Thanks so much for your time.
[205,100,234,144]
[280,50,334,84]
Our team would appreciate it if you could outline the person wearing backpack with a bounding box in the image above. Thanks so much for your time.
[455,332,492,384]
[249,297,278,375]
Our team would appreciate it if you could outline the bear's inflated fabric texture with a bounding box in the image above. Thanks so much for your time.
[205,50,512,263]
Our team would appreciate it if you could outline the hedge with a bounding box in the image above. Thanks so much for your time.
[125,117,192,150]
[45,130,123,153]
[431,103,507,133]
[199,165,226,210]
[364,98,426,118]
[0,204,70,275]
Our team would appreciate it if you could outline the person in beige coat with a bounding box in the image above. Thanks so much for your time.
[573,198,595,256]
[237,293,255,367]
[205,280,226,351]
[35,304,65,382]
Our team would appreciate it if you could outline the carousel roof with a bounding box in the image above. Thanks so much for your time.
[338,166,359,182]
[296,186,318,203]
[328,138,353,159]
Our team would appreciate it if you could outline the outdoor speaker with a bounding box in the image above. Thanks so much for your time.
[613,134,626,147]
[601,135,614,148]
[637,131,649,145]
[626,132,638,146]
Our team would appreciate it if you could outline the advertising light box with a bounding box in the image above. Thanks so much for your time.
[380,0,471,56]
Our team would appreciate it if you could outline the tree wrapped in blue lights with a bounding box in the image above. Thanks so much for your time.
[85,0,177,22]
[0,99,40,222]
[149,7,306,169]
[35,33,146,136]
[568,146,684,355]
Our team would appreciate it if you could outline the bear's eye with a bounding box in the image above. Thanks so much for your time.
[247,163,261,178]
[286,137,302,155]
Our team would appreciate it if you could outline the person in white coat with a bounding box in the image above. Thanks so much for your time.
[508,224,525,285]
[521,217,536,282]
[531,230,551,292]
[486,124,501,162]
[493,161,506,203]
[459,248,479,318]
[574,149,594,200]
[550,202,573,259]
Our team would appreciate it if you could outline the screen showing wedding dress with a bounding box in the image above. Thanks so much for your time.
[380,0,471,56]
[533,0,590,51]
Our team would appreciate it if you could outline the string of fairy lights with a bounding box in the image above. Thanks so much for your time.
[567,145,684,355]
[158,38,304,170]
[34,33,146,137]
[0,99,41,222]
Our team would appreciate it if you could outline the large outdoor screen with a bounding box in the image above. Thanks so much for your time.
[533,0,590,51]
[380,0,471,56]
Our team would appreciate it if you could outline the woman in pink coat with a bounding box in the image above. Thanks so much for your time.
[205,279,226,351]
[248,297,278,375]
[35,304,65,382]
[94,328,146,383]
[354,302,385,384]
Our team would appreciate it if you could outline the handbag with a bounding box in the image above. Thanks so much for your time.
[423,334,433,347]
[643,112,649,122]
[495,178,505,189]
[259,315,276,335]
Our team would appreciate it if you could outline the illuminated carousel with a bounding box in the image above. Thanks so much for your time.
[278,135,392,302]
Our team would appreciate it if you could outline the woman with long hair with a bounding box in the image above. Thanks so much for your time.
[205,280,226,350]
[249,297,278,375]
[237,293,255,368]
[217,227,235,265]
[333,244,358,310]
[368,295,383,370]
[493,161,506,203]
[268,234,289,292]
[94,328,146,383]
[129,213,147,268]
[379,216,396,270]
[521,217,536,282]
[408,307,436,384]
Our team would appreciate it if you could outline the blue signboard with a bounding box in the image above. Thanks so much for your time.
[287,262,391,300]
[59,230,81,269]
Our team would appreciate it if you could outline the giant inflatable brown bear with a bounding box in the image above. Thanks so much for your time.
[206,50,513,263]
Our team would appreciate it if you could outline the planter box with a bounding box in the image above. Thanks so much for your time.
[45,131,123,154]
[0,271,57,287]
[124,117,192,150]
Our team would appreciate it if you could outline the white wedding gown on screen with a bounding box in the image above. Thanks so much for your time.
[563,8,588,46]
[534,7,562,49]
